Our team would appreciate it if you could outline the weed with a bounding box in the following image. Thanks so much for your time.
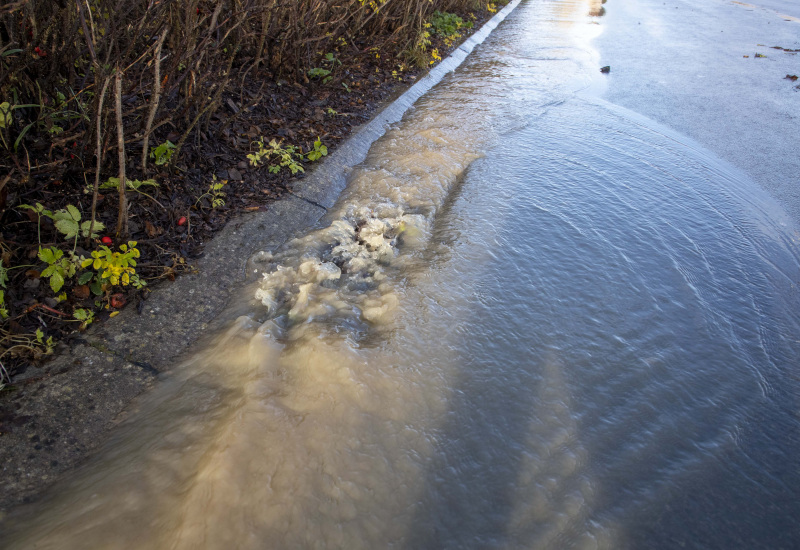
[51,205,105,243]
[0,259,8,289]
[38,246,79,293]
[247,138,305,175]
[20,203,106,249]
[98,177,158,192]
[73,308,95,330]
[94,177,163,209]
[196,176,227,209]
[430,11,473,38]
[149,140,176,166]
[308,67,332,83]
[306,137,328,162]
[0,326,54,388]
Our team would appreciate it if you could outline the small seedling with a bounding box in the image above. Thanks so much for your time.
[98,177,158,192]
[306,137,328,162]
[73,308,95,330]
[0,259,8,288]
[196,176,227,209]
[149,140,176,165]
[247,138,305,175]
[35,328,55,355]
[308,67,332,83]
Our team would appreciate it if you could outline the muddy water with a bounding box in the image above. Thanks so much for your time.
[5,0,800,548]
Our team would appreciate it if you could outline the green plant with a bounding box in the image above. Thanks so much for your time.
[308,52,341,84]
[196,176,227,209]
[98,177,158,191]
[247,138,305,175]
[20,203,105,249]
[38,246,78,293]
[326,107,339,116]
[430,11,472,38]
[308,67,332,83]
[1,86,87,151]
[306,137,328,162]
[35,328,55,355]
[149,140,175,165]
[324,52,342,66]
[405,23,434,68]
[80,241,146,292]
[0,327,54,389]
[0,101,11,129]
[94,177,163,209]
[18,203,51,244]
[73,308,95,330]
[50,205,106,244]
[0,259,8,289]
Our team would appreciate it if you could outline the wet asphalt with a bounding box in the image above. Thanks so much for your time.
[593,0,800,226]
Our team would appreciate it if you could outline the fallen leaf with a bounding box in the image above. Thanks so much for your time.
[73,285,90,299]
[785,74,799,81]
[145,220,162,237]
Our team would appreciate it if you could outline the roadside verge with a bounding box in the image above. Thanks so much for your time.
[0,0,521,516]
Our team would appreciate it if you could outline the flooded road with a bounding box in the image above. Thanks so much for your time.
[4,0,800,548]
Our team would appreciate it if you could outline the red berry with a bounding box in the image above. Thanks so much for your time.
[101,236,113,245]
[110,293,126,308]
[177,216,187,226]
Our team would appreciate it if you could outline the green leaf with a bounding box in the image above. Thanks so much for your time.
[55,219,80,239]
[38,247,55,264]
[49,271,65,293]
[80,220,105,238]
[0,102,11,129]
[41,264,56,278]
[66,204,81,221]
[90,280,103,296]
[0,259,8,288]
[100,177,120,190]
[78,271,94,284]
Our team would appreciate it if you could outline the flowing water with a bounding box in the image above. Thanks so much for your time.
[5,0,800,548]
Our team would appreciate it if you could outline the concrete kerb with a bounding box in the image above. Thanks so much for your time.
[0,0,521,514]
